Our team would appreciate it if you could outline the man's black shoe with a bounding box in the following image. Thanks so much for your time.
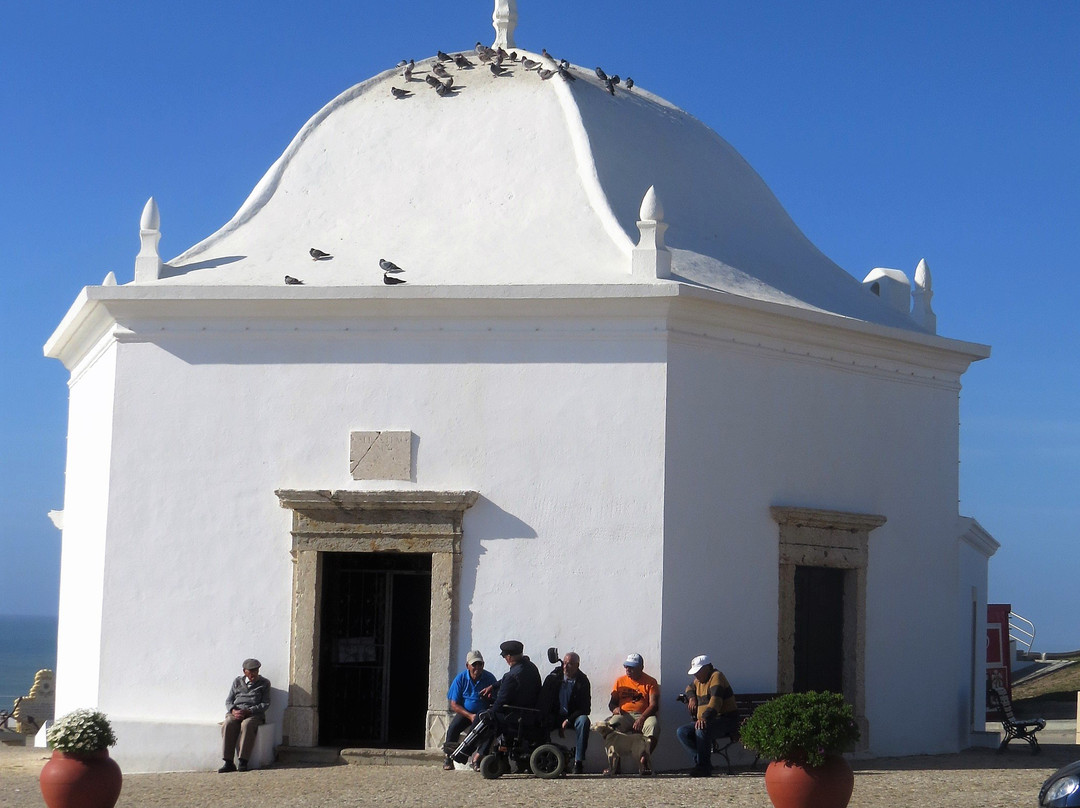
[218,760,237,773]
[237,759,249,772]
[573,760,584,775]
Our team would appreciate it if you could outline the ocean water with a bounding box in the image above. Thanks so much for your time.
[0,615,58,709]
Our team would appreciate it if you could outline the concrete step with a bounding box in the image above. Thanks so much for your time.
[341,748,442,766]
[275,746,443,767]
[275,746,344,766]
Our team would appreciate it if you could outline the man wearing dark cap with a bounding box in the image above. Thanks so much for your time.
[219,658,271,773]
[489,639,542,730]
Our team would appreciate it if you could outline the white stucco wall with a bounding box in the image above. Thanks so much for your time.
[47,286,988,770]
[957,517,998,746]
[660,320,972,758]
[61,305,668,770]
[54,337,118,716]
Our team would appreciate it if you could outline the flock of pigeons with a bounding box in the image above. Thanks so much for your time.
[281,46,635,287]
[389,43,633,99]
[284,251,406,285]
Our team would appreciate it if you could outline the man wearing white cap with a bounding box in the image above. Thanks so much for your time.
[676,654,739,777]
[605,652,660,768]
[442,650,498,770]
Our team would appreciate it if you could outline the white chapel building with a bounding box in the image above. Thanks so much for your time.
[45,2,1000,772]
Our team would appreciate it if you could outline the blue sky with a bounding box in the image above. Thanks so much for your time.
[2,1,1077,650]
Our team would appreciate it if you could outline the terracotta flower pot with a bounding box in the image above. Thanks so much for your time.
[764,754,854,808]
[39,749,123,808]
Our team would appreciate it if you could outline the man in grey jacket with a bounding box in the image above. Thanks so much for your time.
[219,658,270,772]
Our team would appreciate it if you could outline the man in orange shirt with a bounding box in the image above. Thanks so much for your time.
[605,653,660,764]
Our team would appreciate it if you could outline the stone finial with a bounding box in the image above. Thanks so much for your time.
[639,185,664,222]
[492,0,517,49]
[632,185,672,280]
[134,197,163,283]
[911,257,937,333]
[102,271,117,286]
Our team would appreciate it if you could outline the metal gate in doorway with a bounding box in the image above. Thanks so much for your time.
[318,552,432,747]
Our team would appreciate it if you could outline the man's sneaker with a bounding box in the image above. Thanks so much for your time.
[218,760,237,773]
[573,760,584,775]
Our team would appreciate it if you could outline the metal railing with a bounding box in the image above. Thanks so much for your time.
[1009,611,1035,653]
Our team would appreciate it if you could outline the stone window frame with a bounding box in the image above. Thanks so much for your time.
[770,506,886,748]
[275,489,478,749]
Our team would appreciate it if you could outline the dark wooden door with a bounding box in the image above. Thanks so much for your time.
[793,565,845,693]
[318,552,431,747]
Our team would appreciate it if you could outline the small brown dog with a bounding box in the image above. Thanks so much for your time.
[592,721,651,775]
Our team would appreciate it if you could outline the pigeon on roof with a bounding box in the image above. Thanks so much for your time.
[310,248,332,260]
[284,275,304,285]
[391,87,411,99]
[383,273,406,285]
[380,259,404,273]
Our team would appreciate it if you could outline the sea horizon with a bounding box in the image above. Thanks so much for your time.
[0,614,58,710]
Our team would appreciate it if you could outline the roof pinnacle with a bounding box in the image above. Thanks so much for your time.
[492,0,517,49]
[134,197,163,283]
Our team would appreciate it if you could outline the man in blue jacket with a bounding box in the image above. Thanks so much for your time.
[443,650,498,770]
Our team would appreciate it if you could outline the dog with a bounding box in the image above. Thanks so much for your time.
[592,721,652,776]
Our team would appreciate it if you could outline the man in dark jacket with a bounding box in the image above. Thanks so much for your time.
[539,651,591,774]
[491,639,543,717]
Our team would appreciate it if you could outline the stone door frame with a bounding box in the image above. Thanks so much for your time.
[275,489,478,749]
[770,506,886,747]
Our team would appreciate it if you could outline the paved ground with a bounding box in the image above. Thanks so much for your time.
[2,741,1077,808]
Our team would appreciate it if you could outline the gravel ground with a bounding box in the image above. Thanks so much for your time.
[2,743,1075,808]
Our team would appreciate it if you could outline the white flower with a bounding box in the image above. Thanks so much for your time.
[46,709,117,753]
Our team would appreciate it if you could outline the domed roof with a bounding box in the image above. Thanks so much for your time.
[158,47,917,331]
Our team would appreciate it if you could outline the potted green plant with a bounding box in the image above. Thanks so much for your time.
[739,691,859,808]
[40,709,122,808]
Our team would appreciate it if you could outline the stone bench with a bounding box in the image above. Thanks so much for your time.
[45,718,278,773]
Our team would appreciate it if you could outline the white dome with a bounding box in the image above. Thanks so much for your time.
[160,50,916,330]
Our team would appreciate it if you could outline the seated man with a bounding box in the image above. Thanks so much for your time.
[448,640,542,765]
[491,639,543,722]
[443,650,497,770]
[538,651,591,774]
[606,653,660,771]
[219,658,270,773]
[676,654,739,777]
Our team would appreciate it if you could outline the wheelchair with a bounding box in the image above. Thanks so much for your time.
[448,704,571,779]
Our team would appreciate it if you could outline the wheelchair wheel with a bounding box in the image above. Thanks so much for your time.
[479,754,503,779]
[529,743,566,779]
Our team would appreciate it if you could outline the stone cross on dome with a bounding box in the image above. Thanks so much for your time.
[492,0,517,49]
